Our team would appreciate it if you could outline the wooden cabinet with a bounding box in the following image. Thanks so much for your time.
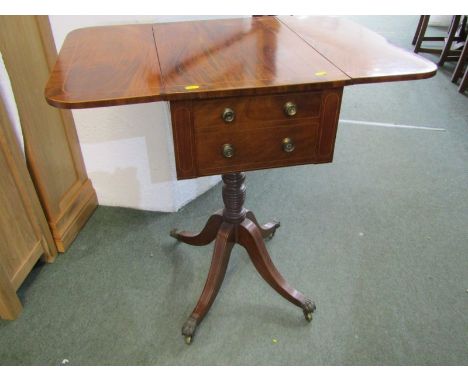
[0,95,57,320]
[0,16,98,252]
[0,16,98,319]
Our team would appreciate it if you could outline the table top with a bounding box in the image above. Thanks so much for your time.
[45,16,437,109]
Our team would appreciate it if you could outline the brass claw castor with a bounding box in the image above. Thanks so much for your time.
[266,220,281,240]
[182,316,197,345]
[302,299,316,322]
[170,228,180,240]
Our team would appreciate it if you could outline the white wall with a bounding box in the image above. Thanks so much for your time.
[48,16,244,212]
[0,52,25,157]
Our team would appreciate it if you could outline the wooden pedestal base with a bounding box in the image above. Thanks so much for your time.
[171,172,316,344]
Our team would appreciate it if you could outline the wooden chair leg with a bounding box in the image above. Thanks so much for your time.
[412,16,425,45]
[170,210,223,246]
[245,210,280,239]
[414,15,430,53]
[458,16,467,42]
[238,218,316,319]
[181,223,235,344]
[459,69,468,93]
[438,15,462,66]
[452,42,468,83]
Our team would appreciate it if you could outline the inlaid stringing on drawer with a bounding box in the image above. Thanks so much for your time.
[195,121,320,174]
[169,88,343,179]
[192,91,323,131]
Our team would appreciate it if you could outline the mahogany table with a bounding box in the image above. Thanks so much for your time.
[45,16,437,344]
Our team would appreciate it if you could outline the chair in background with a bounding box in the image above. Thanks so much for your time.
[413,15,466,66]
[438,16,466,66]
[451,42,468,93]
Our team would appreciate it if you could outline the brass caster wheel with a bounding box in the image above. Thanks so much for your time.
[182,316,197,345]
[266,221,281,240]
[302,299,316,323]
[170,229,180,240]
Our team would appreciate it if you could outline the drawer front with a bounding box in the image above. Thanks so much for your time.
[170,88,343,179]
[195,122,319,176]
[192,92,322,130]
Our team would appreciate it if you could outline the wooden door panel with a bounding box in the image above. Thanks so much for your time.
[0,154,39,276]
[0,16,97,251]
[0,92,57,320]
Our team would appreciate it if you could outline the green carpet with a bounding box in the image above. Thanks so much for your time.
[0,16,467,365]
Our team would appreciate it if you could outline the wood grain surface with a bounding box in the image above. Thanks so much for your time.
[2,16,98,252]
[1,82,57,320]
[45,24,164,109]
[170,88,342,179]
[278,16,437,84]
[154,17,349,100]
[191,91,322,130]
[45,16,437,108]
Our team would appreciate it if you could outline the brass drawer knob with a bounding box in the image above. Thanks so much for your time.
[283,101,297,117]
[282,137,295,153]
[222,143,235,158]
[222,108,235,123]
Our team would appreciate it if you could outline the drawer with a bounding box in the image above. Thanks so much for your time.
[170,88,343,179]
[195,122,319,176]
[192,91,322,130]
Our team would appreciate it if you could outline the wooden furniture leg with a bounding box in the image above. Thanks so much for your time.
[452,41,468,84]
[414,15,451,55]
[171,172,315,344]
[170,210,223,246]
[412,16,425,45]
[438,15,462,66]
[414,16,431,53]
[458,69,468,93]
[181,223,235,344]
[237,219,315,316]
[245,210,280,239]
